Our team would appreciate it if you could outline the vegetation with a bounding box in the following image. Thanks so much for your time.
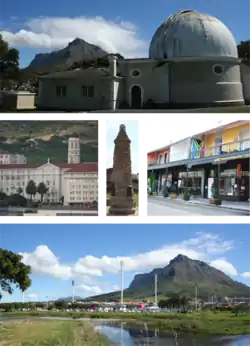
[0,319,108,346]
[237,40,250,61]
[0,249,32,300]
[0,121,98,163]
[1,310,250,335]
[0,34,20,89]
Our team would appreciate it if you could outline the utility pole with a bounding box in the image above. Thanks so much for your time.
[154,273,158,306]
[72,280,75,304]
[120,261,124,306]
[195,284,198,311]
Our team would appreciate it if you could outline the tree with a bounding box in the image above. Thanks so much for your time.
[25,180,37,202]
[0,249,32,300]
[6,193,27,207]
[237,40,250,60]
[17,187,23,195]
[37,182,48,203]
[54,300,68,310]
[0,34,20,87]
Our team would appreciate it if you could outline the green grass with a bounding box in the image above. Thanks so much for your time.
[2,311,250,335]
[0,319,109,346]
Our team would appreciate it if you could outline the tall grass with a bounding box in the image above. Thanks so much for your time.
[0,320,108,346]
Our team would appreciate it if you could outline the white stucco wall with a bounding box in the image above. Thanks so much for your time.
[169,138,191,162]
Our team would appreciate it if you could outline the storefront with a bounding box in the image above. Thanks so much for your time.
[219,163,250,201]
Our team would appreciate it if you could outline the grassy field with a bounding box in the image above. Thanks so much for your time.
[0,319,108,346]
[2,311,250,335]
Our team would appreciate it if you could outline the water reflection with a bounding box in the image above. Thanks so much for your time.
[94,322,250,346]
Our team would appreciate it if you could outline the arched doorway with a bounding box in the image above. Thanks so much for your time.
[130,85,142,109]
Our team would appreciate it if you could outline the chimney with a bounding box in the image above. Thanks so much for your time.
[108,55,117,77]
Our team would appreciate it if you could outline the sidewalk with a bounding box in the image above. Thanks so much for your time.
[150,195,250,212]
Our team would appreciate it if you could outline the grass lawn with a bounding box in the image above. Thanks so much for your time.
[0,319,109,346]
[2,311,250,335]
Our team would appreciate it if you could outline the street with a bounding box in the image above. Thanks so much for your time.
[147,197,250,216]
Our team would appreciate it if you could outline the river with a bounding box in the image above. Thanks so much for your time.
[93,322,250,346]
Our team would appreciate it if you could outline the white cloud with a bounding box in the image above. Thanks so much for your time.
[20,245,72,280]
[77,284,103,295]
[241,272,250,278]
[1,16,148,58]
[210,258,238,276]
[26,293,38,299]
[19,232,236,285]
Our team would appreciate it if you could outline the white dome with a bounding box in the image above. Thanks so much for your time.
[149,10,238,59]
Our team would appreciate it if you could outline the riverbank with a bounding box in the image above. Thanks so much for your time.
[0,319,109,346]
[1,311,250,335]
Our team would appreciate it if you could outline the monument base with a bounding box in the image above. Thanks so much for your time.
[109,206,136,215]
[109,196,136,215]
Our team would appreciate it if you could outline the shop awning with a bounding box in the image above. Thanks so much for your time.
[148,150,250,170]
[188,150,250,167]
[148,159,189,171]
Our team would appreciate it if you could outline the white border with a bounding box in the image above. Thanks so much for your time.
[129,84,144,108]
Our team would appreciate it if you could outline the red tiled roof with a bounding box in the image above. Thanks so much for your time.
[0,164,40,169]
[64,163,98,173]
[0,163,98,171]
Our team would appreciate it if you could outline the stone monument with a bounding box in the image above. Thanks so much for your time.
[109,124,135,215]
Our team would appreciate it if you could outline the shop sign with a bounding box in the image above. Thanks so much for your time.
[214,154,250,163]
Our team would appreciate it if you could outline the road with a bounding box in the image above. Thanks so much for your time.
[147,198,250,216]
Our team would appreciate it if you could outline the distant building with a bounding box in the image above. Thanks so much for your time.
[0,152,27,164]
[0,91,36,110]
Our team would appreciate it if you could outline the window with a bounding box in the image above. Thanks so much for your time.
[131,69,141,78]
[56,86,67,97]
[82,86,94,97]
[164,152,168,163]
[158,154,163,164]
[213,64,224,76]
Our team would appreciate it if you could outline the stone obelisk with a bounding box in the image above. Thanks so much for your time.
[109,124,135,215]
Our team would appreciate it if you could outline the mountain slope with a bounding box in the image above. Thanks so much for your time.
[0,111,103,164]
[86,255,250,301]
[28,38,108,71]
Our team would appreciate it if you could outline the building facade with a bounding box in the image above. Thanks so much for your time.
[37,10,248,111]
[0,135,98,206]
[0,152,27,164]
[148,121,250,202]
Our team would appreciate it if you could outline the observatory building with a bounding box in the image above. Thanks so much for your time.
[37,10,247,110]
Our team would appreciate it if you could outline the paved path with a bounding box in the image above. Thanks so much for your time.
[148,197,250,216]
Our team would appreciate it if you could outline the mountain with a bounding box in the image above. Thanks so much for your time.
[28,38,108,71]
[86,255,250,301]
[57,296,82,301]
[0,111,103,164]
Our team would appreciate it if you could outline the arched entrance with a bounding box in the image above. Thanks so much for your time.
[130,85,142,109]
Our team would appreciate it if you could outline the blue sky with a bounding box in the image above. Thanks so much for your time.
[1,0,249,67]
[0,223,249,302]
